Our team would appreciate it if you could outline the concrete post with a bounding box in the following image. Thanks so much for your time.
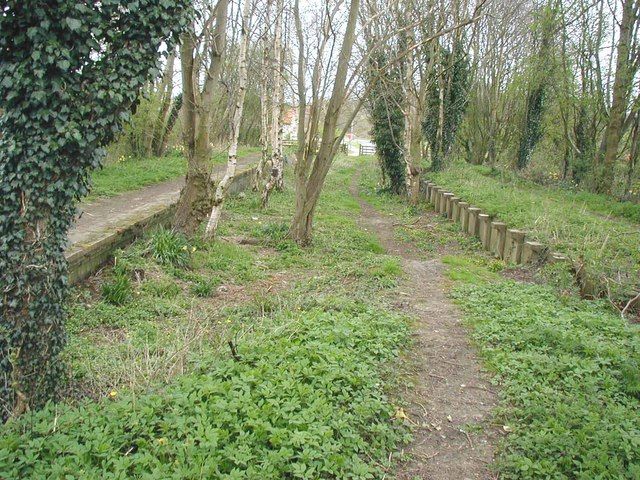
[489,221,507,259]
[467,207,481,236]
[440,193,453,215]
[425,182,434,202]
[451,198,461,222]
[436,190,447,214]
[443,193,454,218]
[505,229,525,264]
[522,241,546,264]
[419,180,428,196]
[459,202,470,231]
[433,187,441,210]
[478,214,492,250]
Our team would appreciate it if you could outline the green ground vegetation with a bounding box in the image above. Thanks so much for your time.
[428,161,640,304]
[358,162,640,479]
[0,158,411,479]
[448,256,640,479]
[87,146,260,200]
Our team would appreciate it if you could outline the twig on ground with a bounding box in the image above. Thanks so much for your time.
[461,429,474,449]
[464,384,496,394]
[228,340,241,362]
[392,216,422,227]
[621,291,640,319]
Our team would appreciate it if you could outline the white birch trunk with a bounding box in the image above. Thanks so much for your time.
[261,0,285,206]
[205,0,252,238]
[254,0,273,190]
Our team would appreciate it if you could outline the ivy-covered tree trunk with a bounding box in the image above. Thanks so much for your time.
[516,84,545,170]
[515,4,557,171]
[367,54,405,195]
[0,0,190,419]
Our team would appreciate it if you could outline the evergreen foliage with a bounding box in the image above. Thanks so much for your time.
[368,55,406,194]
[423,39,471,172]
[0,0,191,418]
[516,5,557,170]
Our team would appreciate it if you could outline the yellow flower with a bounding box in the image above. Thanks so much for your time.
[157,437,168,445]
[393,408,408,420]
[108,390,118,399]
[191,246,197,253]
[182,245,188,251]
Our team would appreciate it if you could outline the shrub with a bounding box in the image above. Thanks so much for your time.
[189,277,219,297]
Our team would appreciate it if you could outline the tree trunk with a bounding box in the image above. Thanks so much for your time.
[625,112,639,198]
[151,49,176,156]
[254,0,273,190]
[289,0,360,245]
[404,99,422,204]
[173,0,229,235]
[205,0,252,238]
[594,0,637,194]
[158,93,183,156]
[261,0,285,207]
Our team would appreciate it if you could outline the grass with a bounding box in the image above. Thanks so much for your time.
[87,146,260,200]
[428,161,640,304]
[0,157,412,478]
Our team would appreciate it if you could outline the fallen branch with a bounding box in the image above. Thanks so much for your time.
[621,291,640,319]
[392,216,422,227]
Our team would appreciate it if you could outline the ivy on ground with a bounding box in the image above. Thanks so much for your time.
[0,302,410,479]
[452,280,640,479]
[0,0,191,419]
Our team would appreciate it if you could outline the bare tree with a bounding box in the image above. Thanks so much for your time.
[289,0,361,245]
[594,0,640,194]
[253,0,273,190]
[173,0,229,235]
[261,0,286,206]
[205,0,254,237]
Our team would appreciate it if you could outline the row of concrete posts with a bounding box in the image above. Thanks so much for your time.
[422,181,568,265]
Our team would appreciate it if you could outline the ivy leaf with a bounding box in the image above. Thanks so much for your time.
[65,18,82,31]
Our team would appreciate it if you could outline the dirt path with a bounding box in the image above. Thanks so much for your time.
[351,182,499,479]
[68,154,259,246]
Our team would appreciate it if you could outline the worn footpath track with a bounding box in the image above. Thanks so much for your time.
[351,178,499,480]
